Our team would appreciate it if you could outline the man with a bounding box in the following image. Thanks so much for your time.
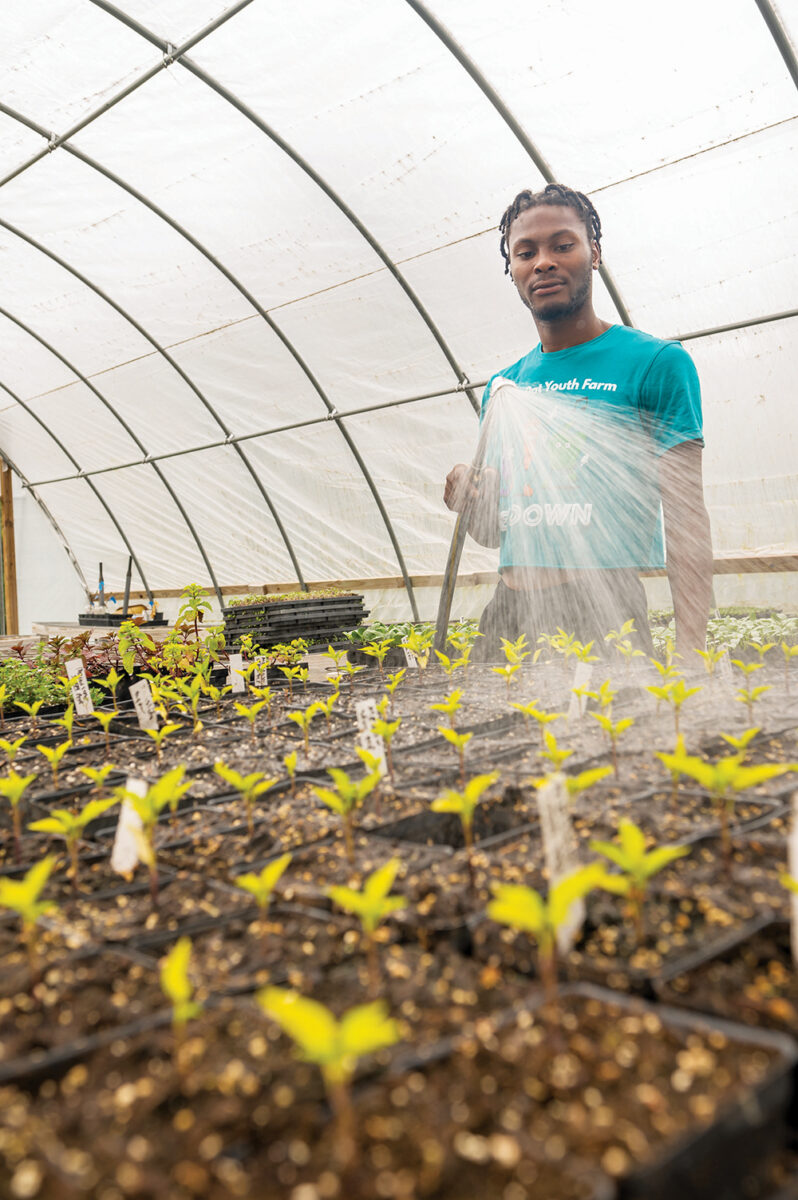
[444,183,712,661]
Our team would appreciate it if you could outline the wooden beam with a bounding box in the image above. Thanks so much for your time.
[0,463,18,635]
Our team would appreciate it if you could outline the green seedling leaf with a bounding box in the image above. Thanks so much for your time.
[328,857,406,934]
[234,853,292,913]
[160,936,202,1029]
[0,855,57,926]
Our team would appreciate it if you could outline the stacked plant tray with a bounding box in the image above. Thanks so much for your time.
[222,591,368,648]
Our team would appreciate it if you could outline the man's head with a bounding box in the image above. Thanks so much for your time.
[499,184,602,324]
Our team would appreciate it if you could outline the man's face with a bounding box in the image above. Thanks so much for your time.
[507,205,599,323]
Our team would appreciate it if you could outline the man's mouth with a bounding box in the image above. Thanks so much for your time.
[532,281,565,295]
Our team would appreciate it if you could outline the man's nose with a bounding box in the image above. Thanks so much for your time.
[534,250,557,272]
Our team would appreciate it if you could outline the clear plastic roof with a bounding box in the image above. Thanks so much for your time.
[1,0,797,623]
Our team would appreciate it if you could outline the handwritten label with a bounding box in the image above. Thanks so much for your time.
[567,661,593,723]
[129,679,159,731]
[228,653,246,694]
[110,777,146,875]
[66,657,93,716]
[790,795,798,966]
[253,655,269,688]
[355,697,387,776]
[403,648,418,669]
[537,773,584,953]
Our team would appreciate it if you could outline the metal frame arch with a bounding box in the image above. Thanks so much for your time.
[0,346,152,602]
[402,0,634,329]
[754,0,798,90]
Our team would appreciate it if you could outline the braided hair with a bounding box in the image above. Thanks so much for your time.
[498,183,602,275]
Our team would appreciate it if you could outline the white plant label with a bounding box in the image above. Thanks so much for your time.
[789,794,798,966]
[537,773,584,954]
[567,661,593,723]
[66,657,93,716]
[355,697,387,776]
[129,679,159,731]
[253,655,269,688]
[110,777,147,875]
[403,647,418,669]
[228,653,246,694]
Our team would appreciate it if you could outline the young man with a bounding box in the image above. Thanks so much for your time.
[444,183,713,661]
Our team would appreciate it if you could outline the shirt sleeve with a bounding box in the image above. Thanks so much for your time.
[639,341,704,455]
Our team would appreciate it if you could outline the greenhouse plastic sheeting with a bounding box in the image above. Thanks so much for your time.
[0,0,796,629]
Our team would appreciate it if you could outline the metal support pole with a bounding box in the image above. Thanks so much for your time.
[1,461,19,635]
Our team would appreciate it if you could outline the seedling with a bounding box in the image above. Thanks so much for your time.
[487,866,600,1007]
[434,649,462,677]
[736,684,771,724]
[429,688,462,729]
[35,739,72,788]
[437,726,473,788]
[28,797,118,887]
[694,646,728,677]
[605,619,638,647]
[0,856,57,984]
[96,667,124,710]
[539,729,574,771]
[431,772,499,886]
[177,675,204,736]
[257,989,400,1167]
[719,727,761,762]
[78,763,117,793]
[315,690,339,732]
[160,936,202,1052]
[402,628,433,676]
[91,709,118,756]
[491,662,520,696]
[531,766,613,802]
[0,735,28,767]
[361,639,392,680]
[234,853,292,948]
[50,704,76,742]
[781,643,798,693]
[385,668,406,695]
[509,698,542,726]
[287,704,319,759]
[335,660,365,695]
[313,767,380,864]
[526,706,567,747]
[144,722,184,764]
[731,658,765,677]
[646,677,701,737]
[205,681,232,718]
[328,858,406,996]
[214,762,277,837]
[326,644,347,671]
[0,769,37,863]
[284,749,298,798]
[590,819,690,940]
[589,713,634,777]
[234,699,267,744]
[656,745,796,864]
[748,640,775,662]
[278,663,303,700]
[15,700,44,734]
[500,633,531,665]
[116,773,182,906]
[372,717,400,785]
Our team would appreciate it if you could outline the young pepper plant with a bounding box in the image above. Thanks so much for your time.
[437,726,473,788]
[160,936,203,1054]
[0,856,57,985]
[312,768,380,864]
[431,772,499,887]
[234,853,292,949]
[28,797,118,887]
[0,769,38,864]
[257,989,400,1168]
[214,763,278,838]
[36,739,72,788]
[590,819,690,941]
[327,858,406,997]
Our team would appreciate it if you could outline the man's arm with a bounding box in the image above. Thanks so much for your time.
[443,464,501,548]
[657,440,713,658]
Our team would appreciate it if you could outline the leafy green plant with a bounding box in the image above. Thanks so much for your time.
[491,662,520,696]
[176,582,212,643]
[694,646,728,677]
[234,852,292,946]
[278,663,303,700]
[91,709,118,756]
[315,690,339,732]
[287,704,319,759]
[508,697,542,725]
[160,936,202,1050]
[0,735,27,766]
[487,866,600,1008]
[28,797,118,887]
[313,768,380,864]
[539,729,574,771]
[431,772,499,886]
[257,989,400,1167]
[645,677,701,738]
[719,727,760,761]
[0,856,57,984]
[385,668,406,695]
[214,762,277,837]
[96,667,124,710]
[328,858,406,996]
[0,769,37,863]
[78,763,117,793]
[590,819,690,940]
[15,700,44,734]
[234,699,267,745]
[437,726,473,788]
[361,639,392,680]
[118,621,157,676]
[50,704,75,742]
[429,688,462,729]
[735,683,771,724]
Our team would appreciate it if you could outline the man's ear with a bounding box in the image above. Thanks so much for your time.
[591,240,601,269]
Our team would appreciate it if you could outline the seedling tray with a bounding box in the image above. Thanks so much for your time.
[78,612,167,627]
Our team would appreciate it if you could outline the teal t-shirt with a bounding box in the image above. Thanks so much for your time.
[480,326,703,571]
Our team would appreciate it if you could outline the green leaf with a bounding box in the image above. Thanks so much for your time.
[160,936,194,1005]
[640,844,690,879]
[339,1001,400,1058]
[364,858,400,902]
[619,819,646,864]
[257,988,338,1062]
[487,882,546,935]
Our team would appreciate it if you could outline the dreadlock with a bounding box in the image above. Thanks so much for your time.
[498,183,602,275]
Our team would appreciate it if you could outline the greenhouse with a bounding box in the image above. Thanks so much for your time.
[1,1,798,1197]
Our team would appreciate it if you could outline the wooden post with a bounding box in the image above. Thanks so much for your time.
[1,462,18,635]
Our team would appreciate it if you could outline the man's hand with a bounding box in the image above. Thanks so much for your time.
[443,465,500,547]
[444,464,480,513]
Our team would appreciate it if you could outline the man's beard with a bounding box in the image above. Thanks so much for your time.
[527,266,592,323]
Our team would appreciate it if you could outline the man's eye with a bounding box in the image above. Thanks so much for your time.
[555,243,574,252]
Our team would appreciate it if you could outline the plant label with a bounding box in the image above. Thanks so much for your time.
[253,656,268,688]
[789,794,798,966]
[110,777,146,875]
[355,697,387,776]
[537,772,584,954]
[567,661,593,723]
[66,657,93,716]
[129,679,159,731]
[403,648,418,669]
[228,653,246,694]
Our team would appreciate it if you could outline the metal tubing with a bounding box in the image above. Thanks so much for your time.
[754,0,798,90]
